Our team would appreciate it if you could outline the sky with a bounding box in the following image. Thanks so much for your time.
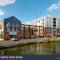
[0,0,60,23]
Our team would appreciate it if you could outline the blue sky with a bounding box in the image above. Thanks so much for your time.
[0,0,60,23]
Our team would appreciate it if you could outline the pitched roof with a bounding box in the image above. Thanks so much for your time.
[4,16,21,23]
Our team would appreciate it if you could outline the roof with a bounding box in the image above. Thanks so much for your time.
[4,16,21,24]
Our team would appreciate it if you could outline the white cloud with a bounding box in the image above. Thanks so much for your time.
[0,9,4,16]
[47,0,60,13]
[0,0,16,6]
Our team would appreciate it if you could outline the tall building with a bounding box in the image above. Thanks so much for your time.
[4,16,21,40]
[0,16,21,40]
[29,16,60,37]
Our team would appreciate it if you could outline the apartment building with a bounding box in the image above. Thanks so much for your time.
[0,16,34,40]
[29,16,60,37]
[4,16,21,40]
[0,16,21,40]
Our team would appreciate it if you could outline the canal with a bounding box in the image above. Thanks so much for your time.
[0,42,60,55]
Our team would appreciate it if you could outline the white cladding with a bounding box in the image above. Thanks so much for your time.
[29,16,60,28]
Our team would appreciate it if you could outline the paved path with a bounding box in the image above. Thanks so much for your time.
[0,37,60,48]
[0,38,46,47]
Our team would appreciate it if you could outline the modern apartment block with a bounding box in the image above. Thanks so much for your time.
[0,16,21,40]
[29,16,60,37]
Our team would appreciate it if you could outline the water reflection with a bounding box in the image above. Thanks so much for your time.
[0,42,60,55]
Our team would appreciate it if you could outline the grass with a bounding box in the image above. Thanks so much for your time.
[43,37,49,42]
[51,37,58,42]
[43,37,59,42]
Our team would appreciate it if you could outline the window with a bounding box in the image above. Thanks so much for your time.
[53,21,56,24]
[53,25,56,27]
[53,18,56,20]
[53,18,56,27]
[6,23,10,28]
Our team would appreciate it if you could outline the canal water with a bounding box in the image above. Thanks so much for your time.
[0,42,60,55]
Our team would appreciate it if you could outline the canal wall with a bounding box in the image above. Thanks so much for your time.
[0,37,60,48]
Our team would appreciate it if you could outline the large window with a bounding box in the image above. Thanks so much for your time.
[53,18,56,27]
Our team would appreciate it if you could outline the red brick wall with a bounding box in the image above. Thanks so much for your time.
[16,32,20,40]
[4,32,9,40]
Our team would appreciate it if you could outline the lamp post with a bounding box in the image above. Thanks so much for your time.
[36,0,38,19]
